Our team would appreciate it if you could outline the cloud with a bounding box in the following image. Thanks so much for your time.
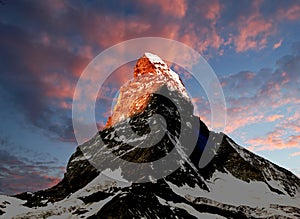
[0,0,226,141]
[248,131,300,151]
[266,114,284,122]
[0,0,299,155]
[217,43,300,151]
[233,15,274,52]
[143,0,187,18]
[273,39,283,49]
[277,4,300,21]
[203,0,222,21]
[0,138,64,195]
[0,20,91,142]
[0,0,299,194]
[220,1,300,52]
[178,38,300,140]
[290,151,300,157]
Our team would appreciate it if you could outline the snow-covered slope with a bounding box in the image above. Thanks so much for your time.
[2,134,299,218]
[1,53,299,219]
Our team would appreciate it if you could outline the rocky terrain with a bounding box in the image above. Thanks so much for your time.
[1,53,299,219]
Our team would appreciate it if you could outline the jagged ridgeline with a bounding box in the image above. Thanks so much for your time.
[1,53,299,219]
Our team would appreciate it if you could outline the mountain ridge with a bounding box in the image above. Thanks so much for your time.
[0,53,299,218]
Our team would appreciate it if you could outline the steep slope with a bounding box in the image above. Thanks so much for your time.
[2,133,299,218]
[1,53,299,219]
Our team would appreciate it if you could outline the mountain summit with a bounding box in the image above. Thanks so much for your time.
[1,53,300,218]
[106,52,190,128]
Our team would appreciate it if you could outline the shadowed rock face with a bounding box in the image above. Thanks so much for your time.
[5,53,300,218]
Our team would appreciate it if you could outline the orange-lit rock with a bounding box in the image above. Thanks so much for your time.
[133,55,157,78]
[105,53,190,128]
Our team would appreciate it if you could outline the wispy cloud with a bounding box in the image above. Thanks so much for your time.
[266,114,284,122]
[0,138,64,195]
[290,151,300,157]
[143,0,187,18]
[273,39,283,49]
[218,43,300,151]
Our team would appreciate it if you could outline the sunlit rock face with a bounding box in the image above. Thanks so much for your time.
[2,53,299,219]
[105,53,191,128]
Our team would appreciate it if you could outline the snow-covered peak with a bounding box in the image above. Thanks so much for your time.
[143,52,190,100]
[144,52,165,64]
[105,53,191,127]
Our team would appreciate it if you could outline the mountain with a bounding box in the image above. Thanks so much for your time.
[1,53,300,219]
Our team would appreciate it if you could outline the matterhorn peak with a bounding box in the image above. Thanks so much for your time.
[105,53,191,128]
[2,52,300,219]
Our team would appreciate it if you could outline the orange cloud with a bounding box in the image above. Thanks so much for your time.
[266,114,284,122]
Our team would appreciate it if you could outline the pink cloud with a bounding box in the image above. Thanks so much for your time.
[204,0,222,21]
[229,2,299,53]
[290,151,300,157]
[0,149,65,195]
[228,1,295,53]
[278,4,300,21]
[4,0,300,145]
[245,106,300,152]
[43,73,75,100]
[220,48,300,138]
[273,39,283,49]
[179,25,224,56]
[266,114,284,122]
[43,175,62,188]
[60,101,72,109]
[143,0,187,18]
[248,129,300,152]
[234,16,274,52]
[282,111,300,133]
[225,113,264,133]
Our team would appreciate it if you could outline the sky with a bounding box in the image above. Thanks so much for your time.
[0,0,299,195]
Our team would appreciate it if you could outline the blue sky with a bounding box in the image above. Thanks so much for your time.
[0,0,300,194]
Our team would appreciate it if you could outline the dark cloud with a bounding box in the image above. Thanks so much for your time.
[1,0,299,141]
[0,18,89,142]
[0,0,300,194]
[0,138,64,195]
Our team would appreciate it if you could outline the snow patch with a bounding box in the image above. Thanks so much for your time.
[156,195,226,219]
[0,195,29,218]
[165,171,300,211]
